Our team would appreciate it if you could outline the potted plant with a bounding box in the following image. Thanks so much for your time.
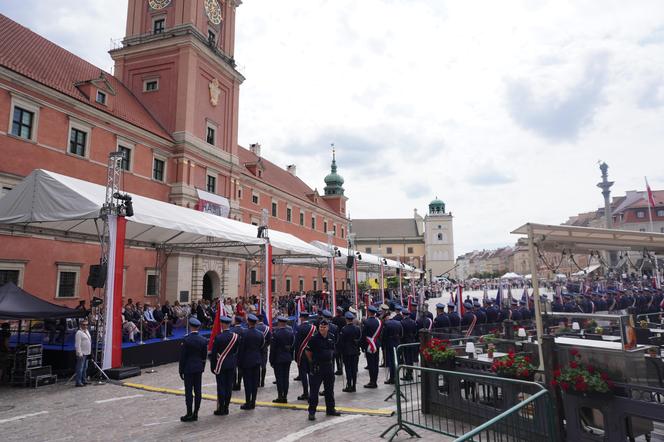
[491,351,536,381]
[421,338,457,369]
[551,349,614,399]
[487,343,496,359]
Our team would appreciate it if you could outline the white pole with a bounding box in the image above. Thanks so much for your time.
[645,177,661,288]
[527,224,545,371]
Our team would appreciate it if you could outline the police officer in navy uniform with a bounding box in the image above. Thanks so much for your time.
[510,299,523,321]
[231,315,245,391]
[319,310,338,397]
[238,314,264,410]
[383,310,403,384]
[210,316,240,416]
[447,302,461,327]
[179,317,208,422]
[486,299,499,323]
[461,301,476,327]
[270,316,294,403]
[433,303,450,328]
[338,311,361,392]
[519,300,531,320]
[293,312,314,400]
[361,305,382,388]
[255,313,272,387]
[305,318,341,421]
[400,311,418,381]
[332,306,346,376]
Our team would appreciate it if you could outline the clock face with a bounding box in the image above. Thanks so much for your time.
[204,0,222,25]
[148,0,171,10]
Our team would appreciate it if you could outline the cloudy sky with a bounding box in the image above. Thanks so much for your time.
[3,1,664,255]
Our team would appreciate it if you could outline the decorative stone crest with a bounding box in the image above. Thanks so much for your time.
[209,78,221,106]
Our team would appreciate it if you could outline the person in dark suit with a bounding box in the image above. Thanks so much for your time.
[179,317,208,422]
[305,319,341,421]
[383,313,403,384]
[400,311,418,381]
[270,316,294,403]
[447,302,461,327]
[255,313,271,388]
[293,312,315,400]
[338,311,360,392]
[238,314,264,410]
[360,305,382,388]
[231,315,245,390]
[332,307,346,376]
[210,316,240,416]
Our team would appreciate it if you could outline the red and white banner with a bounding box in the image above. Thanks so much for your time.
[264,242,273,330]
[329,256,336,312]
[380,260,385,304]
[102,214,125,370]
[353,255,359,309]
[646,177,656,209]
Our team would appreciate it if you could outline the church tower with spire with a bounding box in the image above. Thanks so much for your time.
[321,146,348,217]
[424,196,455,279]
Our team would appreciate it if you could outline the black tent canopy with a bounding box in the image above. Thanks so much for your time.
[0,282,87,320]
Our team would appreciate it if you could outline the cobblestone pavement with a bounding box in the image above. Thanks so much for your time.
[0,357,453,442]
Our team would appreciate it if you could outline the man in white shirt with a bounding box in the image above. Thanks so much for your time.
[74,320,91,387]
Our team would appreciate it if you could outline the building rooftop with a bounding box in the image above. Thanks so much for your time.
[0,14,171,140]
[352,218,423,239]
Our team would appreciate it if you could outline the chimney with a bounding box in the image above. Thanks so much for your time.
[414,208,418,218]
[287,164,297,176]
[249,143,261,157]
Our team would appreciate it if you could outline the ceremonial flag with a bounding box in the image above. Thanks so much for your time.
[208,299,222,352]
[455,284,465,316]
[645,177,656,209]
[496,283,503,308]
[483,285,488,303]
[261,307,269,326]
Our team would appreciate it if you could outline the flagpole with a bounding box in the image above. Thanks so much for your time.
[645,177,661,288]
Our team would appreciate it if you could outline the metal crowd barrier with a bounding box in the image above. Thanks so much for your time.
[381,343,558,442]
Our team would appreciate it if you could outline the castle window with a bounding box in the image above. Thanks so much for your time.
[206,175,216,193]
[153,157,165,181]
[408,247,414,254]
[437,233,443,241]
[299,211,304,226]
[143,79,159,92]
[11,107,35,140]
[96,90,107,105]
[386,247,392,254]
[287,207,292,222]
[118,145,132,171]
[69,128,87,157]
[272,201,278,217]
[153,18,165,34]
[636,211,646,219]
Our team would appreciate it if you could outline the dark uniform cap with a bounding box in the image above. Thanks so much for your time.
[368,305,379,313]
[235,315,244,323]
[247,313,258,322]
[436,303,445,309]
[463,301,473,309]
[299,312,310,318]
[319,319,330,326]
[189,317,201,327]
[344,311,355,320]
[277,316,289,322]
[322,309,333,318]
[220,316,232,324]
[336,306,344,312]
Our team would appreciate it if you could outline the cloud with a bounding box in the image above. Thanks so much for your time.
[505,53,609,141]
[639,26,664,46]
[466,166,514,186]
[638,81,664,109]
[403,181,431,199]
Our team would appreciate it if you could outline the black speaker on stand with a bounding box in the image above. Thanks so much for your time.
[87,263,107,289]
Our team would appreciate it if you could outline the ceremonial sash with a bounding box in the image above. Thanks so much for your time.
[426,317,433,331]
[214,332,239,375]
[261,326,269,338]
[464,314,477,337]
[296,325,315,365]
[366,318,383,354]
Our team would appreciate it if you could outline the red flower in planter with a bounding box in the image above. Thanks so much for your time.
[569,361,578,369]
[560,381,569,391]
[569,349,579,357]
[586,365,594,374]
[552,348,612,395]
[553,369,561,378]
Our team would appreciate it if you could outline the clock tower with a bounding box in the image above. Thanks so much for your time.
[110,0,243,210]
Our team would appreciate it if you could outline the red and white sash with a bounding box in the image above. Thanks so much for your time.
[426,317,433,331]
[366,318,383,354]
[213,332,239,375]
[464,314,477,337]
[296,325,315,365]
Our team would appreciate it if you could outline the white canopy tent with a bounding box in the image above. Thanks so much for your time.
[308,241,418,272]
[500,272,522,279]
[0,169,329,259]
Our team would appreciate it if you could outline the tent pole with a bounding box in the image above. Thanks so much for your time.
[17,320,22,345]
[28,320,32,344]
[527,224,545,371]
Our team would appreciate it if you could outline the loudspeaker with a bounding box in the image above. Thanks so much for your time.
[346,278,351,284]
[396,268,400,275]
[346,256,354,269]
[87,263,107,289]
[322,277,327,283]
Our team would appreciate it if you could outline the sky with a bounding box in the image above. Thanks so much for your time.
[2,0,664,256]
